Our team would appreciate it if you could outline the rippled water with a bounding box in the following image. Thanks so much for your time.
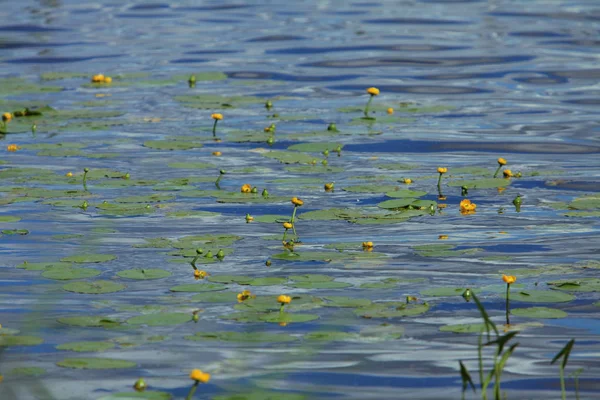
[1,1,600,399]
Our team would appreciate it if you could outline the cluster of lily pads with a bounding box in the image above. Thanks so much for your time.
[1,74,598,400]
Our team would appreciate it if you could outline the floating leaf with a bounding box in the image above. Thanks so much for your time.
[448,178,510,189]
[169,283,226,292]
[322,296,371,308]
[185,331,297,343]
[60,254,116,263]
[304,331,360,342]
[247,277,288,286]
[16,261,72,271]
[288,274,333,283]
[421,287,476,297]
[208,275,254,284]
[2,229,29,235]
[0,335,44,346]
[547,278,600,292]
[97,391,172,400]
[385,189,428,198]
[254,215,290,223]
[56,341,116,352]
[57,357,136,369]
[262,151,316,164]
[63,280,126,294]
[0,216,20,222]
[57,316,122,328]
[191,291,238,303]
[42,266,101,280]
[287,142,343,152]
[440,322,543,333]
[507,290,575,303]
[511,307,567,319]
[117,269,171,280]
[354,302,430,318]
[289,281,353,289]
[343,184,400,193]
[143,140,203,151]
[259,312,319,323]
[9,367,46,376]
[127,313,191,326]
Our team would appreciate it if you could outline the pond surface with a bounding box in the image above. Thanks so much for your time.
[1,1,600,399]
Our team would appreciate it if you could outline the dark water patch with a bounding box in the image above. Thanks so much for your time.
[513,75,567,85]
[197,18,243,23]
[343,140,600,154]
[170,58,209,64]
[116,13,176,19]
[434,113,487,118]
[289,371,457,388]
[550,69,600,79]
[505,110,551,116]
[227,71,361,82]
[184,50,239,55]
[4,54,122,64]
[459,244,551,253]
[304,55,534,68]
[247,35,307,42]
[0,41,90,50]
[415,71,509,80]
[541,180,600,192]
[364,18,470,25]
[268,44,466,55]
[562,98,600,105]
[510,31,569,38]
[176,4,250,11]
[490,11,600,22]
[328,84,491,94]
[419,0,483,3]
[0,24,69,32]
[128,3,170,10]
[543,39,600,47]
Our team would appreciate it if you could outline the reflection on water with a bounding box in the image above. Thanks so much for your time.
[1,0,600,399]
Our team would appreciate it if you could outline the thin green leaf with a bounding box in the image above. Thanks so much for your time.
[551,339,575,369]
[485,331,519,355]
[459,361,476,393]
[472,293,499,338]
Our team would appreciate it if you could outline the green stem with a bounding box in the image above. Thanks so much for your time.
[185,381,199,400]
[212,120,218,137]
[282,229,288,243]
[363,95,374,118]
[214,174,222,188]
[191,256,198,270]
[493,165,502,178]
[505,284,510,325]
[437,173,443,188]
[279,303,285,313]
[575,375,580,400]
[560,366,566,400]
[478,333,484,391]
[290,206,298,238]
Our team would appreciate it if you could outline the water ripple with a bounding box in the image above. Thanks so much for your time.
[268,44,466,55]
[328,84,491,94]
[304,55,534,68]
[363,18,470,25]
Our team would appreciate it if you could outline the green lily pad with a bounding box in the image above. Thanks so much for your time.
[169,283,227,292]
[565,211,600,217]
[568,195,600,210]
[57,357,136,369]
[287,142,343,152]
[234,295,323,312]
[143,140,203,151]
[385,189,428,198]
[208,275,254,284]
[289,281,353,289]
[448,178,510,189]
[272,251,381,262]
[42,266,101,280]
[127,313,191,326]
[247,277,289,286]
[0,335,44,346]
[322,296,371,308]
[116,269,171,280]
[1,229,29,235]
[191,291,239,302]
[60,254,116,263]
[57,316,122,328]
[507,290,575,303]
[185,331,297,343]
[254,215,290,223]
[304,331,360,342]
[212,391,306,400]
[354,302,430,318]
[16,261,73,271]
[288,274,334,283]
[511,307,568,319]
[263,150,316,164]
[421,287,475,297]
[377,198,420,209]
[440,322,543,333]
[9,367,46,376]
[259,312,319,323]
[115,194,174,203]
[56,341,116,352]
[175,94,264,109]
[0,328,20,335]
[377,163,417,171]
[41,72,90,80]
[547,278,600,292]
[63,280,126,294]
[97,391,173,400]
[343,184,400,193]
[0,216,21,222]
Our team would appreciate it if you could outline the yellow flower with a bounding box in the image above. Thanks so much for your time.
[402,178,412,184]
[237,289,253,302]
[498,157,507,166]
[291,197,304,206]
[366,87,380,96]
[7,144,20,152]
[194,270,208,279]
[437,167,447,174]
[503,169,512,178]
[189,369,211,383]
[502,274,516,284]
[211,113,223,121]
[277,294,291,304]
[324,182,334,191]
[212,151,222,156]
[241,184,252,193]
[104,76,112,84]
[460,199,477,214]
[387,107,394,114]
[2,112,12,122]
[497,187,506,194]
[283,222,293,230]
[133,378,147,392]
[438,195,447,201]
[91,74,105,83]
[362,241,374,249]
[438,235,448,240]
[245,213,254,222]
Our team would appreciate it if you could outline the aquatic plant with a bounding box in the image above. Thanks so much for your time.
[363,87,380,118]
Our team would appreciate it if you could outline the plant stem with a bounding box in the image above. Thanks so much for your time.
[212,120,218,137]
[290,206,298,238]
[560,366,566,400]
[478,333,484,392]
[493,165,502,178]
[185,382,199,400]
[505,284,510,325]
[575,374,580,400]
[279,303,285,313]
[363,95,374,118]
[437,173,443,189]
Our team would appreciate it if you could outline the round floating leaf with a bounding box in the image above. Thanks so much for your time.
[56,341,116,352]
[507,290,575,303]
[9,367,46,376]
[254,215,290,223]
[511,307,567,319]
[212,391,305,400]
[360,282,397,289]
[288,274,333,283]
[263,150,316,164]
[0,216,20,222]
[60,254,116,263]
[63,280,126,294]
[97,391,173,400]
[343,184,400,193]
[16,261,72,271]
[191,291,239,303]
[115,194,174,203]
[304,331,359,342]
[143,140,203,150]
[57,316,122,328]
[0,335,43,346]
[247,277,288,286]
[117,269,171,280]
[166,210,220,218]
[421,287,475,297]
[440,322,543,333]
[57,357,136,369]
[169,283,226,292]
[547,278,600,292]
[259,312,319,324]
[2,229,29,235]
[127,313,191,326]
[42,266,101,280]
[354,303,430,318]
[322,296,371,308]
[287,142,343,152]
[377,198,418,209]
[385,189,428,198]
[289,281,352,289]
[208,275,254,284]
[186,331,297,343]
[0,328,20,335]
[448,178,510,189]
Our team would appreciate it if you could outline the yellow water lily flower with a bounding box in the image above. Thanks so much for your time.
[277,294,291,304]
[241,184,252,193]
[362,241,374,249]
[498,157,507,166]
[104,76,112,83]
[6,144,20,152]
[437,167,447,174]
[283,222,293,230]
[66,172,73,177]
[402,178,412,184]
[194,270,208,279]
[438,235,448,240]
[459,199,477,214]
[211,113,223,121]
[387,107,394,114]
[502,274,516,284]
[91,74,105,82]
[503,169,513,178]
[291,197,304,206]
[189,369,211,383]
[366,87,380,96]
[212,151,222,156]
[237,290,253,302]
[2,112,12,122]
